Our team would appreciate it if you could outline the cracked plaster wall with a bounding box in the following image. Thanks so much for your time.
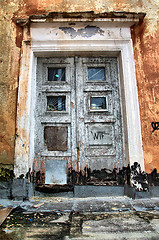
[0,0,159,172]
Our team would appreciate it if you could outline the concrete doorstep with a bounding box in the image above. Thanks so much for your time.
[1,178,159,200]
[1,179,159,200]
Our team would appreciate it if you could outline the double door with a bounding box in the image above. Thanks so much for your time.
[35,57,124,184]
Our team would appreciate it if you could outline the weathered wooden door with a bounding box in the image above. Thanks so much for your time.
[35,57,124,184]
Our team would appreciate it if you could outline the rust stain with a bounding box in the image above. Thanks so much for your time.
[71,101,74,108]
[131,19,159,172]
[13,0,47,19]
[16,25,23,48]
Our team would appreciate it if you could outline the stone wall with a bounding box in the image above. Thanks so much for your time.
[0,0,158,172]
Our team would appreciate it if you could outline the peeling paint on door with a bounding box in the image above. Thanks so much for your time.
[34,56,124,184]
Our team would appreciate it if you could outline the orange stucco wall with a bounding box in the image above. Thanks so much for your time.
[0,0,158,172]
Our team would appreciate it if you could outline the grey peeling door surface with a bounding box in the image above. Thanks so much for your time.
[35,57,124,184]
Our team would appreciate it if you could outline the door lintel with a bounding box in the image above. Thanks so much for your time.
[15,11,146,27]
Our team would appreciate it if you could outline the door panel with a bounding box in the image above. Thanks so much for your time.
[35,57,76,184]
[35,56,124,184]
[76,57,124,172]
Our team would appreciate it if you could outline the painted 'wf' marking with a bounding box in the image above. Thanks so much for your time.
[91,131,109,140]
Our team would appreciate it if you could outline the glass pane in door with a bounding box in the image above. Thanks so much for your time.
[88,67,105,81]
[48,68,65,81]
[47,96,66,111]
[90,97,107,110]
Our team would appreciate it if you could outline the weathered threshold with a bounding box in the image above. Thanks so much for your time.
[1,163,159,199]
[35,184,74,193]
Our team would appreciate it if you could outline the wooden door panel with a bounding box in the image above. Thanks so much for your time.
[35,56,124,185]
[35,57,76,184]
[76,57,124,171]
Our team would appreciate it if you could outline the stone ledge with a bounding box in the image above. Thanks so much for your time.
[74,185,124,198]
[0,180,159,200]
[124,184,159,199]
[15,11,146,26]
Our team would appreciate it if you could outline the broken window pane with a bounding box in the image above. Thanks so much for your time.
[48,68,65,81]
[44,126,68,151]
[90,97,107,110]
[47,96,66,111]
[88,67,105,81]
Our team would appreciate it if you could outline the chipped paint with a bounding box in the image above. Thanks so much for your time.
[59,25,104,39]
[33,56,124,183]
